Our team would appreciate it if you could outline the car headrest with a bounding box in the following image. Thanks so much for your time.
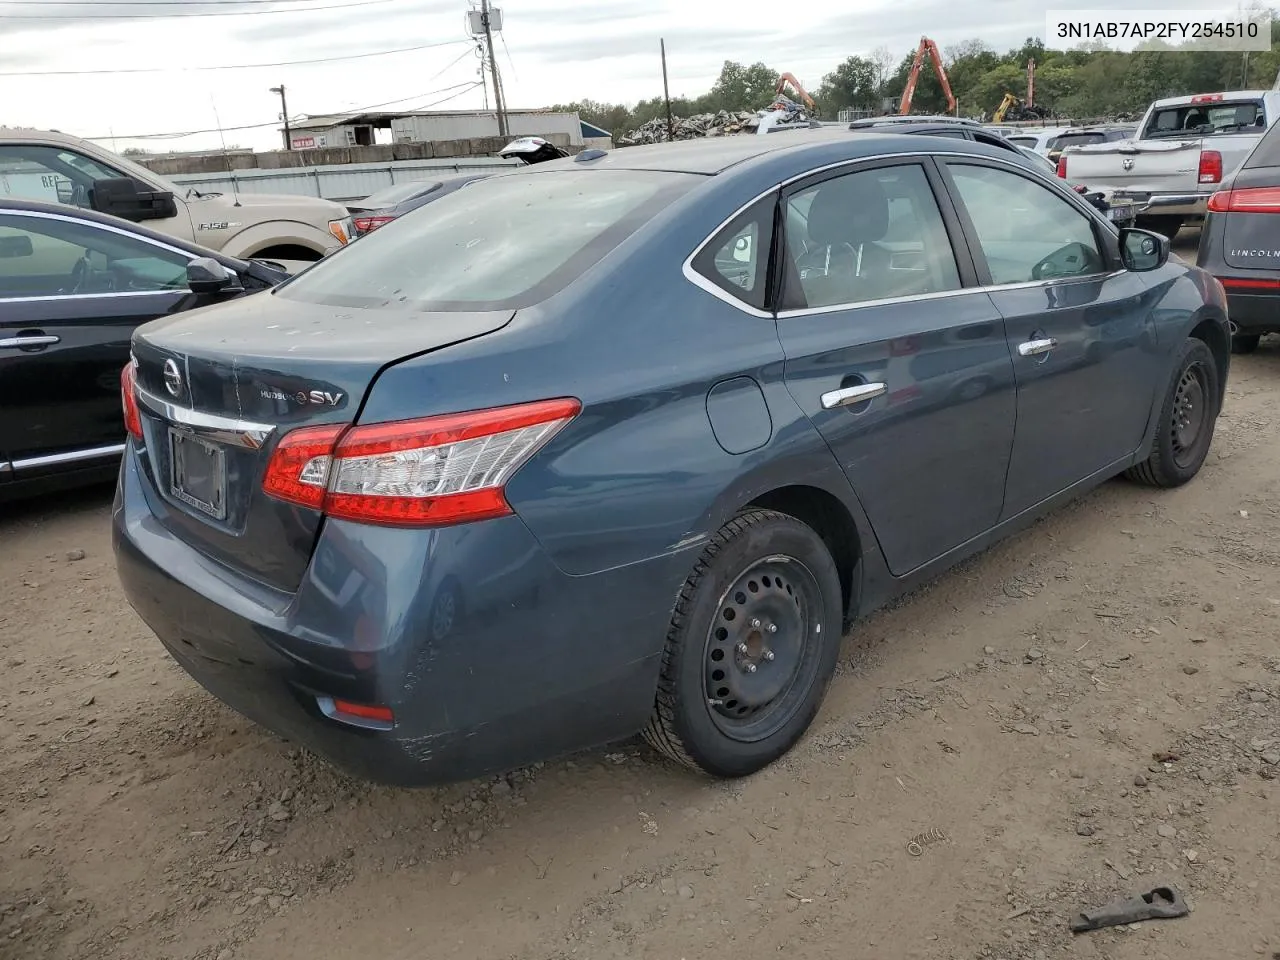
[806,175,889,247]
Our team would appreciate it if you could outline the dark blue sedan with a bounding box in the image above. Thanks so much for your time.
[112,130,1231,786]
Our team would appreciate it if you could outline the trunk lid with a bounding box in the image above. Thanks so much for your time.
[131,291,513,593]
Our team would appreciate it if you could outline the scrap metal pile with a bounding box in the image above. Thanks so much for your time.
[617,97,817,146]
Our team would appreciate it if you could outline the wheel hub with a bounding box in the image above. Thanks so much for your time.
[705,561,807,721]
[1171,363,1207,464]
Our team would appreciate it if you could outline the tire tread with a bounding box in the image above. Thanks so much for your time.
[642,508,790,771]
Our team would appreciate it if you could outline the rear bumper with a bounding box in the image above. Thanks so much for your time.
[1112,192,1208,218]
[112,447,684,786]
[1221,288,1280,333]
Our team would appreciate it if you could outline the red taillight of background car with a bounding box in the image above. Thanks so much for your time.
[261,397,581,527]
[121,361,143,441]
[1056,155,1067,178]
[1207,186,1280,214]
[353,215,397,235]
[1198,150,1223,184]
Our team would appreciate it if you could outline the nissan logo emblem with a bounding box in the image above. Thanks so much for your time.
[163,359,183,398]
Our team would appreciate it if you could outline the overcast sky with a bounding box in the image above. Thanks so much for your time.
[0,0,1242,152]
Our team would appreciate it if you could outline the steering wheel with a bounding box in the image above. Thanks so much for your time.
[794,242,858,279]
[65,256,88,295]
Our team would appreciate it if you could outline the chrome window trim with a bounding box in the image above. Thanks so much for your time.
[12,442,125,471]
[137,386,276,450]
[682,148,1123,319]
[0,208,197,303]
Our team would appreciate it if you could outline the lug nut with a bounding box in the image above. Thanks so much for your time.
[737,642,749,654]
[767,623,778,634]
[764,650,775,661]
[745,663,757,673]
[750,618,761,628]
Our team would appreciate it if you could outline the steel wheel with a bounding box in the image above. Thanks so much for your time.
[703,555,824,743]
[1170,360,1209,470]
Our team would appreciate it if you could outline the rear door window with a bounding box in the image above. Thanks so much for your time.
[780,163,962,310]
[275,170,696,311]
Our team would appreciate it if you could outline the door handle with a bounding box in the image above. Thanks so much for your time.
[1017,337,1057,357]
[821,382,887,409]
[0,335,60,349]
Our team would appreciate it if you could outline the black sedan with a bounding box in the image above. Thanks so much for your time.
[1197,116,1280,354]
[0,198,287,500]
[346,174,490,237]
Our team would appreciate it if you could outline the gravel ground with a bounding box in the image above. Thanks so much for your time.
[4,250,1280,960]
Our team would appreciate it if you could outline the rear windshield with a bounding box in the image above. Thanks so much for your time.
[1142,100,1265,139]
[276,169,695,311]
[1006,136,1038,148]
[360,180,444,206]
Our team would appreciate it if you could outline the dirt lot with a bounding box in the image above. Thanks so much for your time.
[4,333,1280,958]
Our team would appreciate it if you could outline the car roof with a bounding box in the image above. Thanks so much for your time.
[0,196,238,263]
[524,126,1023,177]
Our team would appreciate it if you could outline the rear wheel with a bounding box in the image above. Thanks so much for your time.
[643,509,843,778]
[1231,333,1261,355]
[1125,337,1220,488]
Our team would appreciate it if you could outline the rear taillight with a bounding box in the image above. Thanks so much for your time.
[1056,155,1067,178]
[121,361,142,441]
[1207,186,1280,213]
[1199,149,1223,184]
[262,397,581,527]
[353,215,396,234]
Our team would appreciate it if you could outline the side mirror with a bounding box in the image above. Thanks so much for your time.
[1119,227,1170,272]
[187,256,243,295]
[89,177,178,223]
[0,234,33,259]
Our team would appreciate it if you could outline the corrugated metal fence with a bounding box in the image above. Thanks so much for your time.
[165,157,524,204]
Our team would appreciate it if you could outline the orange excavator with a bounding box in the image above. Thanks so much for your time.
[899,36,956,115]
[772,72,816,112]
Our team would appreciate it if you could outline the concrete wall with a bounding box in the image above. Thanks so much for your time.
[138,133,581,178]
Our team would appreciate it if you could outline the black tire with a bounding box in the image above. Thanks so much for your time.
[1231,333,1261,355]
[643,509,844,778]
[1125,337,1220,488]
[1136,215,1184,239]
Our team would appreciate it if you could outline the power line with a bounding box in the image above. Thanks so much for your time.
[0,38,470,77]
[1,0,353,4]
[82,81,484,140]
[0,0,397,19]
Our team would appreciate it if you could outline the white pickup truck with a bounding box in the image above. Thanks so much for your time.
[1055,90,1280,237]
[0,128,356,271]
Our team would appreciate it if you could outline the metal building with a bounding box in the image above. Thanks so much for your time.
[284,109,611,152]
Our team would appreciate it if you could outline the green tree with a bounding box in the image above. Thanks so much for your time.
[816,56,878,112]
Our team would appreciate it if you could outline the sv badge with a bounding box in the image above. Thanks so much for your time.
[298,390,344,406]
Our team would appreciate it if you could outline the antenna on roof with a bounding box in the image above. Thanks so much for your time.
[210,94,241,208]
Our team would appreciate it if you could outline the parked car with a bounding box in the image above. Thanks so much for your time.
[1197,114,1280,353]
[1047,123,1138,165]
[113,130,1229,788]
[1005,126,1074,155]
[346,174,490,237]
[0,198,288,500]
[498,136,571,164]
[1057,94,1276,237]
[0,129,356,271]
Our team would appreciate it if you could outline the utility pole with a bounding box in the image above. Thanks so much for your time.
[660,39,674,142]
[480,0,508,137]
[270,84,291,149]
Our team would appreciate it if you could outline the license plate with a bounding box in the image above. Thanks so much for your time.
[169,429,227,520]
